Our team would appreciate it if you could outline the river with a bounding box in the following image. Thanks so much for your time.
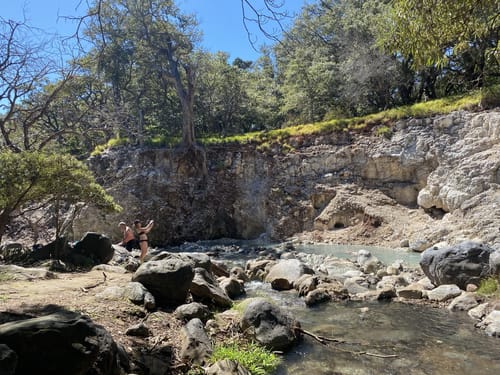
[180,241,500,374]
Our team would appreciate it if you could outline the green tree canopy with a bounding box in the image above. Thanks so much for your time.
[382,0,499,87]
[0,150,121,242]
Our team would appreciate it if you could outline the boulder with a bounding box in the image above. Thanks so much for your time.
[230,266,250,282]
[124,282,156,310]
[447,292,479,312]
[31,238,70,261]
[131,345,173,375]
[344,277,369,295]
[396,284,425,299]
[0,344,17,375]
[480,310,500,337]
[211,261,230,277]
[489,250,500,276]
[304,288,331,306]
[190,267,232,308]
[73,232,114,265]
[468,302,493,321]
[420,241,494,289]
[1,243,30,263]
[180,318,212,365]
[132,258,194,307]
[174,302,211,323]
[0,311,128,375]
[265,259,314,291]
[151,251,212,271]
[240,298,299,351]
[206,359,251,375]
[219,276,245,299]
[294,274,319,297]
[376,275,408,290]
[0,265,56,281]
[125,322,150,337]
[245,259,276,281]
[426,284,462,302]
[357,250,383,274]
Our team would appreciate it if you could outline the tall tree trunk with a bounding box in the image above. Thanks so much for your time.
[163,44,197,147]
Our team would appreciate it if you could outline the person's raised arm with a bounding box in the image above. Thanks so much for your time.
[144,220,154,233]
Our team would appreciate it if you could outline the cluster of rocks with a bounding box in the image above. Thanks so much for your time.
[1,238,499,374]
[0,242,302,375]
[108,247,302,371]
[240,240,500,338]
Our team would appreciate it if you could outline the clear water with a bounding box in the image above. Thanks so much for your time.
[181,240,499,374]
[293,244,422,267]
[244,281,500,375]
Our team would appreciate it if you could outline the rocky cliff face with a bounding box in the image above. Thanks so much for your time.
[74,110,500,250]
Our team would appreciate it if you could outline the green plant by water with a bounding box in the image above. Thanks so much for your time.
[209,341,281,375]
[477,277,500,297]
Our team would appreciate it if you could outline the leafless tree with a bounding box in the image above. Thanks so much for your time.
[0,17,74,152]
[241,0,297,51]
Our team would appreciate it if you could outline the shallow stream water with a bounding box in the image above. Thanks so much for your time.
[244,281,500,375]
[185,241,500,374]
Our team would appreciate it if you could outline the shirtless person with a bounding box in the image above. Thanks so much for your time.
[117,222,137,251]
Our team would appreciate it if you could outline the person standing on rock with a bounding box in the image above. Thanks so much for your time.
[134,219,154,262]
[116,222,137,251]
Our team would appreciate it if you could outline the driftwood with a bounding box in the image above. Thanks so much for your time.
[80,272,107,292]
[296,327,397,359]
[297,327,347,345]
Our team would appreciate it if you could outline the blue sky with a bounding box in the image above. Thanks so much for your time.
[2,0,307,61]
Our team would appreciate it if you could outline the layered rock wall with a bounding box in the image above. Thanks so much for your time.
[74,110,499,249]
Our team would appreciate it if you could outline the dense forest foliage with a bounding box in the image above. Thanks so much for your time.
[0,0,498,239]
[1,0,498,155]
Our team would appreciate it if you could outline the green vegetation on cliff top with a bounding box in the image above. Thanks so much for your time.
[202,85,495,146]
[92,85,498,155]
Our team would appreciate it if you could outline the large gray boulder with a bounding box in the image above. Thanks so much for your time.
[174,302,211,323]
[0,311,128,375]
[265,259,314,290]
[151,251,212,272]
[132,258,194,307]
[420,241,494,289]
[73,232,114,265]
[0,265,56,281]
[240,298,299,351]
[219,276,245,299]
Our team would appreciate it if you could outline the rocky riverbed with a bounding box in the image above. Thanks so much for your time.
[1,238,499,374]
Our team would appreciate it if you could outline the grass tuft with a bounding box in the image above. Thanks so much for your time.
[210,342,281,375]
[477,277,500,297]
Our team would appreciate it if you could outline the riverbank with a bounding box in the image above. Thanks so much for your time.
[1,240,499,374]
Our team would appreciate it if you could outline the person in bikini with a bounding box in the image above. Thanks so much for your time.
[116,222,137,251]
[134,219,154,262]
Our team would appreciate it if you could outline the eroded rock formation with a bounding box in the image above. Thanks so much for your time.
[74,110,499,249]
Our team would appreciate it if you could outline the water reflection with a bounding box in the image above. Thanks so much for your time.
[275,300,500,375]
[244,268,499,375]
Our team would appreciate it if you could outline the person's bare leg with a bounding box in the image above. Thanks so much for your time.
[140,242,148,262]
